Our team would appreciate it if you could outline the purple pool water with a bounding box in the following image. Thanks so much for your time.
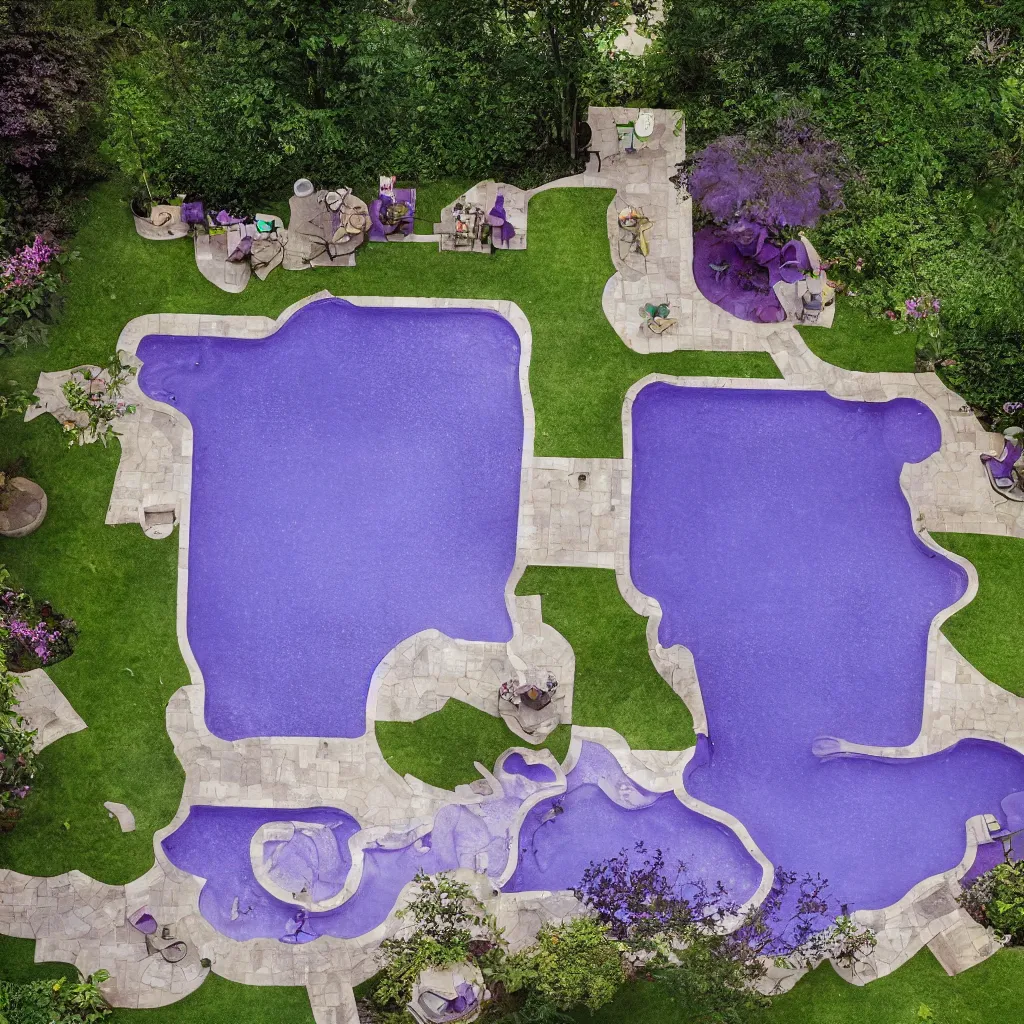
[163,742,761,942]
[506,742,761,899]
[138,298,523,739]
[631,384,1024,910]
[502,753,556,784]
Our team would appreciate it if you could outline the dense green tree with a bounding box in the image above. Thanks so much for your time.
[0,0,105,240]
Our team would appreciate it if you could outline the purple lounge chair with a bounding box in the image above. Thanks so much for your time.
[778,238,811,284]
[981,438,1024,500]
[129,908,189,963]
[128,909,157,935]
[368,188,415,242]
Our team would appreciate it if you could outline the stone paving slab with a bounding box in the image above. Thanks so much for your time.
[13,668,87,751]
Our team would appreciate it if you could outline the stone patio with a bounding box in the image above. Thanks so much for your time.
[8,106,1024,1014]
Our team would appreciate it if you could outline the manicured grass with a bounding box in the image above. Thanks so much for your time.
[0,415,187,883]
[798,298,916,373]
[0,935,76,983]
[376,698,571,790]
[576,947,1024,1023]
[935,533,1024,698]
[0,180,775,883]
[108,973,315,1024]
[516,567,695,750]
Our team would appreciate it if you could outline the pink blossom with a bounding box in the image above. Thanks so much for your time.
[0,236,58,293]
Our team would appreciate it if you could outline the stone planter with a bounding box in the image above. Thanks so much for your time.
[0,477,47,538]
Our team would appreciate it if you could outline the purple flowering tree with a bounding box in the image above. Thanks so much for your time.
[574,843,876,1019]
[690,116,849,232]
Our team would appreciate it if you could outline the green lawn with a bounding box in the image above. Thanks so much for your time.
[798,298,916,373]
[108,974,315,1024]
[0,417,187,881]
[516,567,695,749]
[376,699,571,790]
[577,947,1024,1024]
[935,533,1024,698]
[0,935,76,984]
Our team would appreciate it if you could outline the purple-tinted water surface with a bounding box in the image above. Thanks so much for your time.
[502,753,556,784]
[506,742,761,899]
[630,385,1024,910]
[138,298,523,739]
[164,742,762,942]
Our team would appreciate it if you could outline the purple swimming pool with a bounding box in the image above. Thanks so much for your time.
[162,741,762,942]
[630,384,1024,910]
[138,298,524,740]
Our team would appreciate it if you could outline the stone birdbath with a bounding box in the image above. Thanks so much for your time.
[0,472,47,538]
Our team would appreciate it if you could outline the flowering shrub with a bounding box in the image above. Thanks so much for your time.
[572,844,876,1019]
[0,583,78,671]
[882,294,943,337]
[960,859,1024,944]
[0,621,38,814]
[0,235,75,351]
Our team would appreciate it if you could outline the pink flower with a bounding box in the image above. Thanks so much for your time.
[885,310,897,320]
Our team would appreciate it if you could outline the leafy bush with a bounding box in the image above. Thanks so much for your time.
[938,319,1024,432]
[371,872,496,1014]
[0,1,104,239]
[0,970,111,1024]
[102,0,589,208]
[59,354,138,448]
[960,859,1024,944]
[506,917,626,1014]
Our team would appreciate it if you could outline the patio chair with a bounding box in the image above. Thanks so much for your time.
[981,438,1024,501]
[128,908,189,964]
[639,304,677,335]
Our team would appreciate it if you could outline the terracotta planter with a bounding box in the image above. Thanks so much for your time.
[0,477,47,538]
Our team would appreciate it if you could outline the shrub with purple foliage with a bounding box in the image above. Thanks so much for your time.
[573,843,877,1019]
[690,116,849,231]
